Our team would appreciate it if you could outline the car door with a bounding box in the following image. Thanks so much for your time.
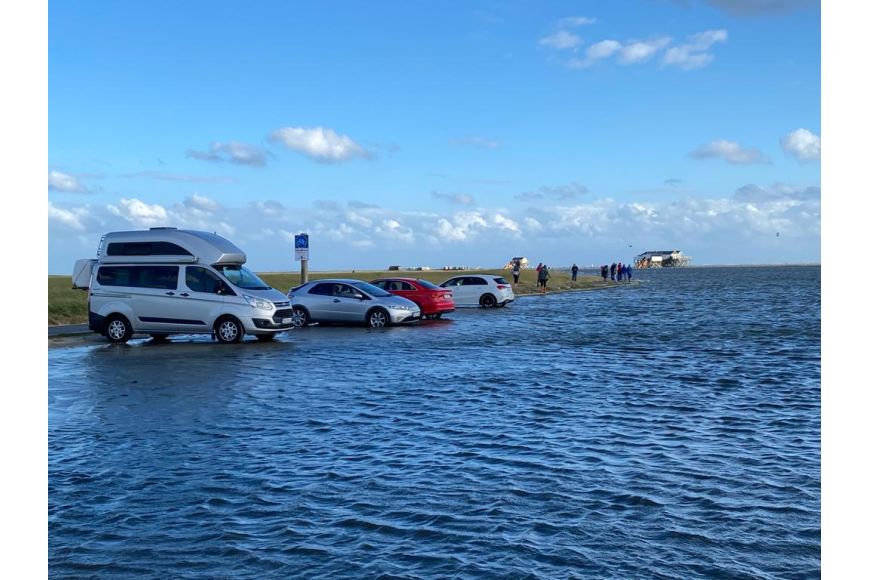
[467,277,489,304]
[451,276,477,306]
[442,277,470,306]
[129,265,185,331]
[331,283,368,322]
[179,266,227,329]
[305,282,337,321]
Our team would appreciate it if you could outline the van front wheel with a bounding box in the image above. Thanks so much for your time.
[105,314,132,344]
[215,317,244,344]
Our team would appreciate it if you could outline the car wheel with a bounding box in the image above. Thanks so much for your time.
[255,333,276,342]
[215,316,244,344]
[433,313,443,319]
[366,308,389,328]
[480,294,497,308]
[105,314,133,344]
[291,306,309,328]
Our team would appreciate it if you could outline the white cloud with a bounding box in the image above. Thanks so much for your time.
[108,198,169,227]
[375,218,414,243]
[662,29,727,70]
[251,200,286,217]
[48,201,87,230]
[517,181,589,201]
[570,37,671,68]
[559,16,597,27]
[620,37,673,63]
[48,170,90,194]
[690,139,769,164]
[539,30,583,50]
[183,193,221,213]
[432,191,475,206]
[734,183,820,202]
[186,141,269,167]
[269,126,371,162]
[780,128,820,162]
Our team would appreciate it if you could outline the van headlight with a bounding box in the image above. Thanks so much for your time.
[244,294,274,310]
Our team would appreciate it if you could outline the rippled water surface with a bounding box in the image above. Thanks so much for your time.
[49,266,820,578]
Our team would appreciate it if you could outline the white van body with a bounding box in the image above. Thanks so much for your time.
[73,228,292,343]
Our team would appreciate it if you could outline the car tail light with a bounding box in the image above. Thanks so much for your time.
[496,284,508,289]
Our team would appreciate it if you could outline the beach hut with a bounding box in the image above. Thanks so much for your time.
[633,250,690,268]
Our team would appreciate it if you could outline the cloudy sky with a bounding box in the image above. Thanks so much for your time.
[48,0,820,272]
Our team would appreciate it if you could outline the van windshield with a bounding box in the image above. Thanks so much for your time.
[214,265,271,290]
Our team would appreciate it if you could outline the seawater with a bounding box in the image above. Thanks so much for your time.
[49,265,821,578]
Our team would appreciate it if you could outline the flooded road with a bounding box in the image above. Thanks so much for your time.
[49,266,820,578]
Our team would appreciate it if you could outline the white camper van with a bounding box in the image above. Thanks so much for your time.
[72,228,292,343]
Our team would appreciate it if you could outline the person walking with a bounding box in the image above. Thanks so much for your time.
[538,264,550,294]
[535,262,543,287]
[617,262,623,282]
[626,263,633,283]
[512,260,521,284]
[601,265,608,282]
[610,262,617,281]
[571,263,579,282]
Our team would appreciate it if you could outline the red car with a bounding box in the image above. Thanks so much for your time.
[369,277,455,319]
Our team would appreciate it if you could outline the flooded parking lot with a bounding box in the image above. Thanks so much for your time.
[49,267,820,577]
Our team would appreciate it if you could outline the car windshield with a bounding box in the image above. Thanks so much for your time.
[349,281,392,297]
[214,265,271,290]
[416,279,441,290]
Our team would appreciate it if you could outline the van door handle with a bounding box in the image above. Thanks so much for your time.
[180,292,190,297]
[165,291,175,296]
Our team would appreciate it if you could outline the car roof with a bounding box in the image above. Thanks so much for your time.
[306,278,367,284]
[371,277,422,283]
[445,273,501,279]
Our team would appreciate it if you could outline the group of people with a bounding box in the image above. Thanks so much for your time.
[509,259,631,293]
[511,260,552,293]
[600,262,632,283]
[534,262,550,293]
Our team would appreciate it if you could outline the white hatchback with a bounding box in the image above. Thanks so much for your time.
[439,274,515,308]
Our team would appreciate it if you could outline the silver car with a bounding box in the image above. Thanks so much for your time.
[288,279,421,328]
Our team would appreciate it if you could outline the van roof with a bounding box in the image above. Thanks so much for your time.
[99,229,247,265]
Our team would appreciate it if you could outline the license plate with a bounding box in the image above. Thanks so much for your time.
[282,318,292,324]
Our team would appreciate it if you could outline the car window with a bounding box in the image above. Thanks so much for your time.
[493,277,509,285]
[349,281,392,297]
[140,266,179,289]
[96,266,178,289]
[370,280,389,290]
[401,281,416,291]
[442,278,461,287]
[335,284,359,297]
[186,266,223,294]
[416,279,440,290]
[309,283,334,296]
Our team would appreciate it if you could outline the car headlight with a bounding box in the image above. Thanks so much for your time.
[390,304,413,311]
[244,294,274,310]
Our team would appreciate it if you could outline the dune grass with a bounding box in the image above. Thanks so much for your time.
[48,269,610,326]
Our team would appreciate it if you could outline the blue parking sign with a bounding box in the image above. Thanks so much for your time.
[294,234,309,261]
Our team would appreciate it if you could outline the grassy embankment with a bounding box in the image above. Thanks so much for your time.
[48,269,607,325]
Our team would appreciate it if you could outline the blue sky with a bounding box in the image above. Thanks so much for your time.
[48,0,821,272]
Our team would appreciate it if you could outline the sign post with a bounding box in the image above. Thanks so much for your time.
[294,233,309,284]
